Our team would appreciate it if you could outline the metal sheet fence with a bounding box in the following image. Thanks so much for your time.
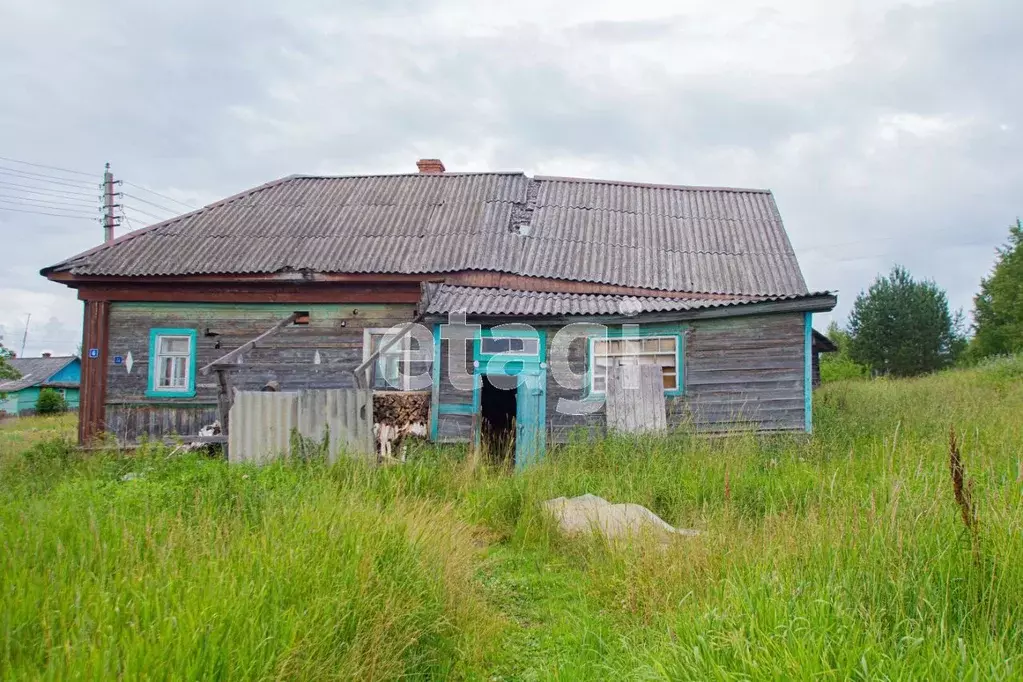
[228,389,374,464]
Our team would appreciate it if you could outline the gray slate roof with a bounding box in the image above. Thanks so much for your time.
[424,284,822,317]
[46,172,808,296]
[0,356,78,392]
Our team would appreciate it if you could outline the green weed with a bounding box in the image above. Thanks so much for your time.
[2,357,1022,679]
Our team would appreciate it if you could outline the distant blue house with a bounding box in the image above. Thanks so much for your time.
[0,355,81,415]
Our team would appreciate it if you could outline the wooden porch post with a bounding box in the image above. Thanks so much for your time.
[78,299,110,445]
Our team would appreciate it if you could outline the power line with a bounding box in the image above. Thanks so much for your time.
[0,194,98,211]
[122,192,183,216]
[123,180,197,210]
[120,212,139,232]
[0,154,94,178]
[0,180,100,200]
[0,205,97,220]
[0,168,97,189]
[122,204,171,223]
[0,200,95,218]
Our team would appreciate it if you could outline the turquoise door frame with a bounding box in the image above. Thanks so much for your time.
[473,327,547,469]
[514,369,547,469]
[431,323,548,468]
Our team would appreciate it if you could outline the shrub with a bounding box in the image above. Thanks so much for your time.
[35,388,67,415]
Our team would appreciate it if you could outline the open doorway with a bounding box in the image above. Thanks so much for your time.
[480,374,516,462]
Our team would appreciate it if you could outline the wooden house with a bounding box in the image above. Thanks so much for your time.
[42,159,835,464]
[0,354,81,415]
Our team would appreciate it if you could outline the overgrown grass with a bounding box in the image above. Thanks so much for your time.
[2,358,1023,679]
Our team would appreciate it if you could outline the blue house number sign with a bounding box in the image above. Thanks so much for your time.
[114,356,124,365]
[88,348,99,359]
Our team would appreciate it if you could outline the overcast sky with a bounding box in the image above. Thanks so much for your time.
[0,0,1019,356]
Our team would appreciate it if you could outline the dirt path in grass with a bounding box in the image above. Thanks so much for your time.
[473,545,650,681]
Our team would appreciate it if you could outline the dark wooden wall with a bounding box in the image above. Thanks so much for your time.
[433,311,809,444]
[104,302,416,441]
[678,313,806,431]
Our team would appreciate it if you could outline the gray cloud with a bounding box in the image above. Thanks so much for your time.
[0,0,1020,356]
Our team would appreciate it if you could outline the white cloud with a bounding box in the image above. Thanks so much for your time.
[0,0,1019,341]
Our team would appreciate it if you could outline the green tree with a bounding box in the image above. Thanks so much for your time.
[0,342,18,400]
[971,219,1023,358]
[35,388,67,414]
[819,321,868,382]
[848,265,964,377]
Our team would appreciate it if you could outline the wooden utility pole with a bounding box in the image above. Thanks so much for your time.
[102,163,117,242]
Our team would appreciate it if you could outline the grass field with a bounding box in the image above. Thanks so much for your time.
[2,358,1023,680]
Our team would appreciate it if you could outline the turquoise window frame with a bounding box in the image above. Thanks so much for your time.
[583,324,685,400]
[146,328,198,398]
[475,326,543,363]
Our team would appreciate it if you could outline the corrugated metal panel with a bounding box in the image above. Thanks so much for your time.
[228,389,373,464]
[47,172,809,296]
[424,285,774,316]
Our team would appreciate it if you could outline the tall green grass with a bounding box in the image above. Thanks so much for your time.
[2,357,1022,680]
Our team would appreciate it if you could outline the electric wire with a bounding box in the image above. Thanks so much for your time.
[0,155,95,177]
[122,180,197,210]
[0,194,98,211]
[0,181,100,200]
[122,192,184,216]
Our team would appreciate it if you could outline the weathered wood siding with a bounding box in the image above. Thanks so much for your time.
[677,313,806,431]
[437,338,474,406]
[437,412,474,442]
[545,329,605,443]
[543,312,807,441]
[105,302,416,441]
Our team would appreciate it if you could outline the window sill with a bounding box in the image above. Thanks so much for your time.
[145,389,197,399]
[583,389,685,401]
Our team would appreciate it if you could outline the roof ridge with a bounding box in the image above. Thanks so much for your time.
[291,171,525,180]
[533,175,773,194]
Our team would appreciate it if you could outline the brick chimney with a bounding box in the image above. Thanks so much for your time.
[416,158,445,174]
[42,352,51,358]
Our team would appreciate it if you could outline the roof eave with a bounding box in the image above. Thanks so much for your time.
[423,292,838,324]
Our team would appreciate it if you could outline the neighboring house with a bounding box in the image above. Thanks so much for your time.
[0,355,81,415]
[42,158,836,463]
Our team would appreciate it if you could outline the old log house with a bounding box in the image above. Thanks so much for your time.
[42,158,836,465]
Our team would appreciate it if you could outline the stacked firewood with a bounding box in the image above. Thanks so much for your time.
[373,391,430,426]
[372,391,431,462]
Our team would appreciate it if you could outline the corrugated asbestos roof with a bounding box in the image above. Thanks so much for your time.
[423,285,823,317]
[46,172,809,296]
[0,356,79,392]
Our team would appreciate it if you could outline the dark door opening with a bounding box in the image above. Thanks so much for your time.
[480,374,516,462]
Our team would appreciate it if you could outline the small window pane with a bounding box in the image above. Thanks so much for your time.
[482,337,509,353]
[589,335,681,394]
[160,337,190,354]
